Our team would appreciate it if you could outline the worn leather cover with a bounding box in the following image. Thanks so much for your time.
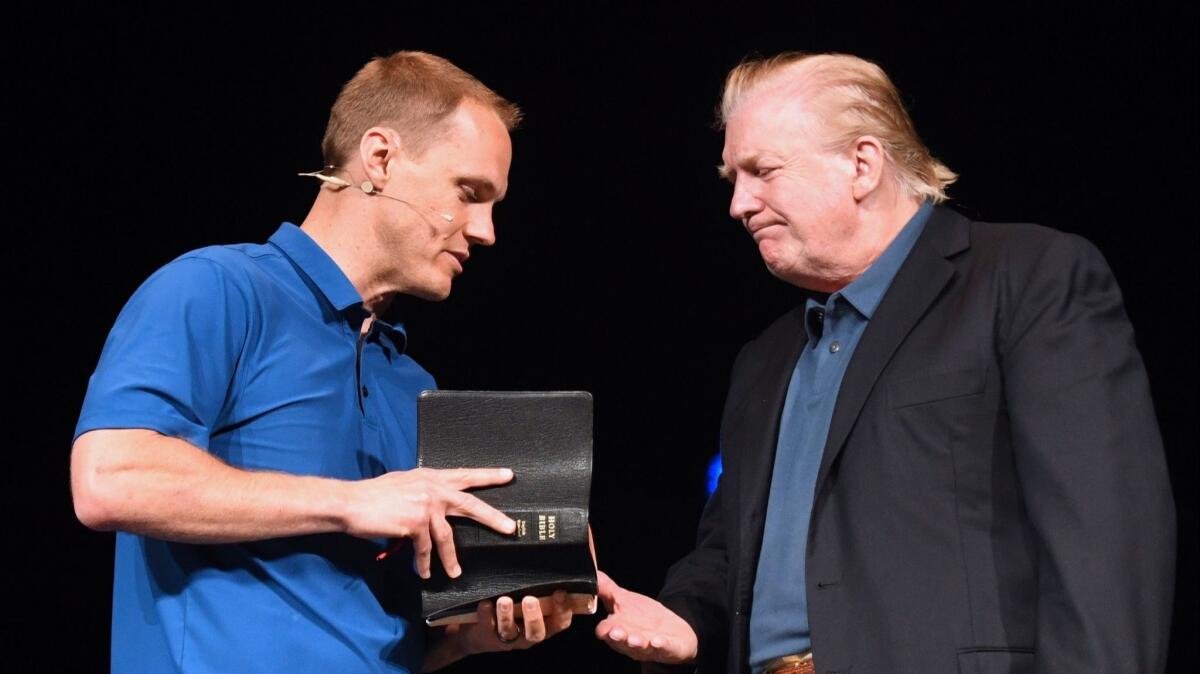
[417,390,596,625]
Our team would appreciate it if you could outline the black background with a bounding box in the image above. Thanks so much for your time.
[13,3,1196,672]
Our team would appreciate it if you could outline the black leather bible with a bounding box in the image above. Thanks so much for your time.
[416,390,598,626]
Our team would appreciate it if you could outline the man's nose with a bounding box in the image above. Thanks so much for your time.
[463,209,496,247]
[729,180,763,224]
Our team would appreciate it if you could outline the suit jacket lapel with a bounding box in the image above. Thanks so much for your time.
[814,207,970,494]
[736,308,807,593]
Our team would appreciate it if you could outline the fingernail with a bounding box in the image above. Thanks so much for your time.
[500,468,513,479]
[450,565,462,578]
[504,519,516,533]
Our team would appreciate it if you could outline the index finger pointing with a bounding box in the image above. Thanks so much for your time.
[439,467,514,489]
[446,491,516,534]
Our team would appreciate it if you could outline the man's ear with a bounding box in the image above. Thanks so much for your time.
[357,127,402,191]
[850,135,886,201]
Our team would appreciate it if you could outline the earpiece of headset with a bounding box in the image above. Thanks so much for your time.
[297,168,353,189]
[297,166,454,224]
[295,168,384,196]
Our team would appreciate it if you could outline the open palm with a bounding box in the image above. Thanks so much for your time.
[594,570,698,663]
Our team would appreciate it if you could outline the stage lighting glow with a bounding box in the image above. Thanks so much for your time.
[705,452,723,497]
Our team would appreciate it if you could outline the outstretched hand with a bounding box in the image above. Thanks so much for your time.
[594,570,698,664]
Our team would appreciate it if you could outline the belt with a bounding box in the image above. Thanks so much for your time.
[762,651,814,674]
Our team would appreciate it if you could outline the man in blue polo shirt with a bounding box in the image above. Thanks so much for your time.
[71,51,575,673]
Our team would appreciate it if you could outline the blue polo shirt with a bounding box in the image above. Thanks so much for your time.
[749,202,932,671]
[75,223,432,673]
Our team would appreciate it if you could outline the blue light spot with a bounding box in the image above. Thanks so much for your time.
[705,453,723,497]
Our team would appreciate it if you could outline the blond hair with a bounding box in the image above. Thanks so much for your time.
[321,51,521,166]
[721,52,956,203]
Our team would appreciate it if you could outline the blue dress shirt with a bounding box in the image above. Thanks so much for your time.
[749,202,933,671]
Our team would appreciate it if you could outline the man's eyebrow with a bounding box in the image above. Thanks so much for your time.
[717,152,762,183]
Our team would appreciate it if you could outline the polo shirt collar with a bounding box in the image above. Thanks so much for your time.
[269,222,365,313]
[838,199,933,320]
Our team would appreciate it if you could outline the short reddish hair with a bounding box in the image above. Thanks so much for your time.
[321,51,521,166]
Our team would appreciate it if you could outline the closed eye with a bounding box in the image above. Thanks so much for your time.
[458,177,503,203]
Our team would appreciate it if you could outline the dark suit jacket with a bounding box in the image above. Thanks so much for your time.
[656,207,1176,674]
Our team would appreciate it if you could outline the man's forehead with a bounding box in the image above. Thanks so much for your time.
[737,85,819,131]
[723,97,804,152]
[448,99,509,138]
[434,103,512,178]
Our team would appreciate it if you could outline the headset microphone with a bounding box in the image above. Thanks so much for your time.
[298,167,454,224]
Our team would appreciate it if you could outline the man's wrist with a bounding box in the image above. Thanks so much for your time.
[320,476,355,535]
[442,624,468,654]
[423,624,471,672]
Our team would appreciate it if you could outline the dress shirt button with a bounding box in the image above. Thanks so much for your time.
[829,341,841,353]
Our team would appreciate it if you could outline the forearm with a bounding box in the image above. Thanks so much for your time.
[71,428,350,543]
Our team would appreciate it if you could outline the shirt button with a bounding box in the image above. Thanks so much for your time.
[829,341,841,353]
[361,386,370,398]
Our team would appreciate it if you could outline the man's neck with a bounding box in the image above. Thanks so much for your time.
[817,195,924,293]
[299,191,392,316]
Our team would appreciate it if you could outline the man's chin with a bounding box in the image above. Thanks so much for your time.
[759,247,793,281]
[407,280,454,302]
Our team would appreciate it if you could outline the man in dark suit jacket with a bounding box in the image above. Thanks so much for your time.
[594,52,1175,674]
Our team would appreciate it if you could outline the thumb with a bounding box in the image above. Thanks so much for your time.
[596,569,620,610]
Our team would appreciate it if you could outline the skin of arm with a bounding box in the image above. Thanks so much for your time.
[71,428,515,577]
[71,428,581,666]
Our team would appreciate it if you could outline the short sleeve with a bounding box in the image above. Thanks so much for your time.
[74,254,251,450]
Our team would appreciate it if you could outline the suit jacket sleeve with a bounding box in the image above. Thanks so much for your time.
[653,471,731,672]
[1001,233,1175,672]
[648,339,767,674]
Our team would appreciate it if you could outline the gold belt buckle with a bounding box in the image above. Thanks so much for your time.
[763,651,814,674]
